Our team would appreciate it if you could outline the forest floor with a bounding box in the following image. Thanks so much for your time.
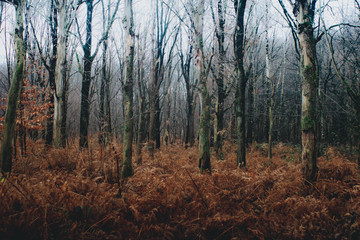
[0,138,359,240]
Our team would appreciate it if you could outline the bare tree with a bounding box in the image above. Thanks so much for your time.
[121,0,135,179]
[99,0,113,146]
[179,32,195,148]
[0,0,26,173]
[78,0,120,148]
[210,0,227,158]
[189,0,211,173]
[148,0,174,156]
[278,0,319,182]
[234,0,248,167]
[135,32,147,164]
[54,0,82,148]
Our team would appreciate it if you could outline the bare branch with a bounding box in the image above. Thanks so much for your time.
[29,19,50,71]
[316,23,360,42]
[0,0,17,6]
[163,0,191,30]
[91,0,121,59]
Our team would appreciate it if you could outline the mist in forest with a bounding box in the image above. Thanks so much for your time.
[0,0,359,239]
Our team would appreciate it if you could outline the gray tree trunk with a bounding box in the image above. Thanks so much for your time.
[121,0,135,179]
[192,0,211,173]
[296,0,319,182]
[45,0,58,146]
[136,35,146,164]
[211,0,226,158]
[54,0,71,148]
[0,0,26,173]
[234,0,247,167]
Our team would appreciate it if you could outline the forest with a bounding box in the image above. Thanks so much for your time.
[0,0,359,239]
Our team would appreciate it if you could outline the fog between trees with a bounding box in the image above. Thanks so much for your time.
[0,0,359,182]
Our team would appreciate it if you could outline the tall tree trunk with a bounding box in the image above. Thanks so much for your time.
[148,59,157,157]
[54,0,69,148]
[268,88,275,159]
[187,100,195,147]
[234,0,247,167]
[265,1,274,159]
[180,44,194,147]
[136,35,146,164]
[79,0,94,149]
[99,0,112,146]
[99,39,107,145]
[121,0,135,179]
[296,0,318,182]
[164,62,172,145]
[1,0,26,173]
[136,92,146,164]
[211,0,226,157]
[247,75,254,144]
[192,0,211,173]
[46,0,58,146]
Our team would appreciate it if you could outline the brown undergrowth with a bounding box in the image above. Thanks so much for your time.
[0,139,359,239]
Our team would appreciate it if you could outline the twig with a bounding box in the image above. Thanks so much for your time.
[215,226,234,240]
[184,168,208,209]
[85,215,113,233]
[6,177,31,202]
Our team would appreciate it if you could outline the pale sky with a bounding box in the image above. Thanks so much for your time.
[0,0,358,65]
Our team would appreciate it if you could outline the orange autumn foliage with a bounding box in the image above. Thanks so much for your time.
[0,139,359,239]
[0,72,52,132]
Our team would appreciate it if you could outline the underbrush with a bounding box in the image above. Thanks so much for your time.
[0,139,359,239]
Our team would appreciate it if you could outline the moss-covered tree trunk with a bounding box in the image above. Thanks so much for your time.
[0,0,26,173]
[54,0,67,148]
[192,0,211,173]
[212,0,226,158]
[234,0,247,167]
[121,0,135,179]
[296,0,318,182]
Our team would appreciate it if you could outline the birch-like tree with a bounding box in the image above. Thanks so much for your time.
[0,0,26,173]
[121,0,135,179]
[54,0,83,147]
[278,0,319,182]
[189,0,211,172]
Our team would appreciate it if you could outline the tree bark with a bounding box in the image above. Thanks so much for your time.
[212,0,226,158]
[79,0,94,149]
[53,0,68,148]
[99,0,112,146]
[45,0,58,146]
[296,0,319,182]
[136,35,146,164]
[78,0,119,148]
[121,0,135,179]
[99,39,107,145]
[234,0,247,167]
[192,0,211,173]
[265,1,274,159]
[1,0,26,173]
[180,44,195,147]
